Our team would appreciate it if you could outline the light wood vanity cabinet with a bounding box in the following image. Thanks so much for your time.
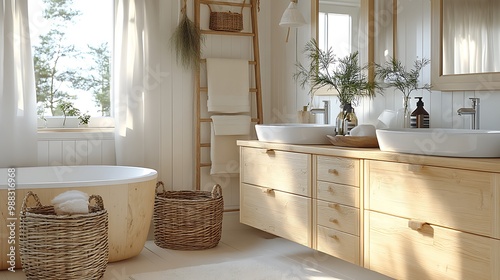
[240,147,312,247]
[239,141,500,280]
[364,160,500,280]
[314,156,361,265]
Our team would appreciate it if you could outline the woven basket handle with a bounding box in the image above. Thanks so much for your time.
[208,0,246,14]
[89,195,105,211]
[156,181,166,194]
[211,184,222,199]
[21,191,42,213]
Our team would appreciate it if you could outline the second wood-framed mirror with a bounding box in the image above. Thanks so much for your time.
[431,0,500,91]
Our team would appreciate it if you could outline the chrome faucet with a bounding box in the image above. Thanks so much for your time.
[310,100,330,124]
[457,97,480,129]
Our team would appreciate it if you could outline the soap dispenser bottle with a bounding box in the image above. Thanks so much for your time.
[410,97,430,128]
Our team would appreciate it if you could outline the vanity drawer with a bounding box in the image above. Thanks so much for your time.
[240,183,311,247]
[366,160,500,238]
[316,199,359,235]
[317,181,359,207]
[316,225,360,265]
[365,211,500,280]
[241,147,311,196]
[316,156,359,187]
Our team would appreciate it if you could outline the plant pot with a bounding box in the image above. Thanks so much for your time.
[335,103,358,135]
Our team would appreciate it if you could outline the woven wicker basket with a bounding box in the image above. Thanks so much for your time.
[154,182,223,250]
[19,191,108,280]
[208,0,246,32]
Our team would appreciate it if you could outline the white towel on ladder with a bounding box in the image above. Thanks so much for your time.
[210,115,251,175]
[206,58,250,113]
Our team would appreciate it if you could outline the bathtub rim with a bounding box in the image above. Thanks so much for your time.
[0,165,158,189]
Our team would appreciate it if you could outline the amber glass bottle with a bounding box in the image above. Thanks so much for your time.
[410,97,429,128]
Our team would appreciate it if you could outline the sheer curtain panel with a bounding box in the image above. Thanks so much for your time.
[113,0,161,169]
[0,0,37,168]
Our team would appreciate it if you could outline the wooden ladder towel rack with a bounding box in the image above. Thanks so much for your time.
[194,0,263,190]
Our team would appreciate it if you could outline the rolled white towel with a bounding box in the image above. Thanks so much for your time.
[51,190,89,205]
[54,198,89,215]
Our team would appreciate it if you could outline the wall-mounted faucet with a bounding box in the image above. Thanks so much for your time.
[457,97,480,129]
[310,100,330,124]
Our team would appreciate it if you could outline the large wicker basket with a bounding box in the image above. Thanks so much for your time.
[208,0,246,32]
[19,191,108,280]
[154,182,223,250]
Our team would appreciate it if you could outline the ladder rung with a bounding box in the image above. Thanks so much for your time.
[200,118,259,123]
[201,30,254,37]
[200,163,212,167]
[201,59,257,65]
[201,143,211,148]
[200,87,257,93]
[199,0,252,8]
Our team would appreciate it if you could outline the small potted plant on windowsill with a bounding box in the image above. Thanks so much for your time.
[58,101,80,127]
[78,113,91,128]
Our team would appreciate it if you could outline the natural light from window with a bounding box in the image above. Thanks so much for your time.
[28,0,113,122]
[318,12,352,58]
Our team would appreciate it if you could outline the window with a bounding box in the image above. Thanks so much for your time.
[28,0,113,126]
[318,2,360,57]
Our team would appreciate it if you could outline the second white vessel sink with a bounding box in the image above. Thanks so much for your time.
[376,128,500,157]
[255,124,335,144]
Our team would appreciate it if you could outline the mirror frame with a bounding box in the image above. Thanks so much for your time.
[312,0,375,80]
[431,0,500,91]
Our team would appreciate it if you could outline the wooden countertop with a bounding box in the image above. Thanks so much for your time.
[238,140,500,173]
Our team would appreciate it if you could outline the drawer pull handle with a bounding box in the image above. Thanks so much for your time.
[328,203,340,209]
[408,220,428,231]
[265,149,275,154]
[329,218,338,224]
[262,188,274,194]
[328,234,339,240]
[328,169,339,175]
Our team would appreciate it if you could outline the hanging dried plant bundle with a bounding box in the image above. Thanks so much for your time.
[171,0,203,69]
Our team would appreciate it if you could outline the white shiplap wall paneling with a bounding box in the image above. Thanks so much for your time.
[37,131,116,166]
[101,140,116,165]
[37,141,49,166]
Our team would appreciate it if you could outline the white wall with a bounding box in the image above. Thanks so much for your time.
[37,131,115,166]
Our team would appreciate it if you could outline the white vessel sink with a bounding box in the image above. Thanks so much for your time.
[255,124,335,144]
[376,128,500,157]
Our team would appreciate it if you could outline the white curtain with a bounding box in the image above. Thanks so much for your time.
[0,0,37,168]
[443,0,500,74]
[113,0,162,168]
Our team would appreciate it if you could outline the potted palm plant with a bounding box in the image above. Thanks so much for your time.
[294,39,381,135]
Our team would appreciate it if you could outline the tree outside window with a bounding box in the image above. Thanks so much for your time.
[30,0,112,119]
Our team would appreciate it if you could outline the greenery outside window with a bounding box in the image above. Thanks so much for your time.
[28,0,113,128]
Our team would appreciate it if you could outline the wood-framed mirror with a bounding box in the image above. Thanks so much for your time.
[431,0,500,91]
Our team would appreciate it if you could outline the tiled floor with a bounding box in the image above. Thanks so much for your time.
[0,212,392,279]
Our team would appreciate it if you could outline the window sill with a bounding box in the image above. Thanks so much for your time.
[39,116,115,129]
[37,128,115,140]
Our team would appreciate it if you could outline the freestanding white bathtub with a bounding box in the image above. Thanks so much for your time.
[0,165,157,270]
